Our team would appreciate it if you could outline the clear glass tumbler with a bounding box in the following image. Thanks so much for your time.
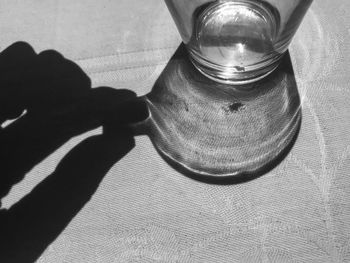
[164,0,313,84]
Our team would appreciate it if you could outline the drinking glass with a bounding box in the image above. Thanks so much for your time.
[164,0,313,84]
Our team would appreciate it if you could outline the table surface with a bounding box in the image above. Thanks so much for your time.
[1,0,350,262]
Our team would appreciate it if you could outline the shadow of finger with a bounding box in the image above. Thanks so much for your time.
[0,130,134,263]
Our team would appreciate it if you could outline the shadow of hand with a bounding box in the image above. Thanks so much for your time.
[0,42,147,262]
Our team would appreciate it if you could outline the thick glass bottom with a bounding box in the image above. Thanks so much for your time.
[190,50,282,84]
[188,0,282,84]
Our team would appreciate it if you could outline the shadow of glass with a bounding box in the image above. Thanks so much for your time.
[0,42,147,262]
[139,44,301,184]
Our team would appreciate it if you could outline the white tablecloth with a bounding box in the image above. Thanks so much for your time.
[1,0,350,262]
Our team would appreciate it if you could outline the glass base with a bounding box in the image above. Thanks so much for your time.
[139,45,301,182]
[190,51,281,85]
[188,0,282,85]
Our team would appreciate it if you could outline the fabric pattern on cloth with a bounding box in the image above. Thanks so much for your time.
[0,0,349,262]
